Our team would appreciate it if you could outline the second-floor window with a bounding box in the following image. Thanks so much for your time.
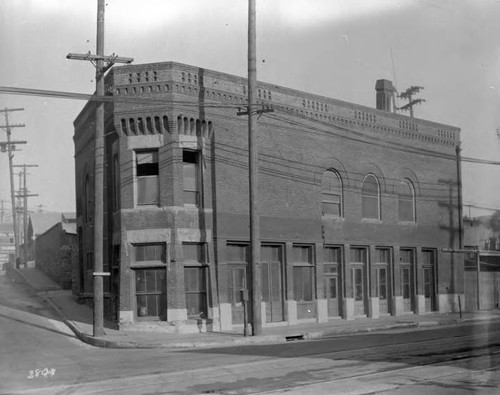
[321,170,343,217]
[398,179,416,222]
[136,150,159,206]
[183,150,200,206]
[362,174,380,220]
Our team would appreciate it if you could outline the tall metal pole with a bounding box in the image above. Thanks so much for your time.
[5,113,20,263]
[248,0,262,336]
[93,0,106,337]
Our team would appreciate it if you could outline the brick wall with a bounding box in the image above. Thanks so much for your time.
[35,224,76,289]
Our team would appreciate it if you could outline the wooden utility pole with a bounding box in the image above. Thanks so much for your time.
[248,0,262,336]
[66,0,133,337]
[0,108,26,264]
[456,145,463,249]
[398,86,425,118]
[13,164,38,265]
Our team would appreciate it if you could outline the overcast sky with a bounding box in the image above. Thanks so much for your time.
[1,0,500,217]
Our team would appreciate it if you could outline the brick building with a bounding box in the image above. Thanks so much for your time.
[73,61,463,332]
[35,216,77,290]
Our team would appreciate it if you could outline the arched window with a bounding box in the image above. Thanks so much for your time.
[321,170,342,217]
[398,179,416,222]
[362,174,380,219]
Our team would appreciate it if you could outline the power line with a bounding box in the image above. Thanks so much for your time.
[3,84,500,167]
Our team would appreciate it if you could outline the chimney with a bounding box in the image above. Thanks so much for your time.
[375,79,395,112]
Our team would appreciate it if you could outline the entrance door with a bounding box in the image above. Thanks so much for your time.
[352,267,366,316]
[325,276,340,317]
[401,266,414,312]
[377,266,389,314]
[228,266,248,324]
[400,249,415,313]
[423,267,435,312]
[261,246,284,323]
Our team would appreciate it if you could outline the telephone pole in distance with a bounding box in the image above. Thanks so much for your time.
[13,164,38,265]
[0,107,26,263]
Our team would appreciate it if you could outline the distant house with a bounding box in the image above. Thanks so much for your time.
[31,212,77,290]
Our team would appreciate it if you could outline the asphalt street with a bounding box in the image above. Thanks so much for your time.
[1,274,499,394]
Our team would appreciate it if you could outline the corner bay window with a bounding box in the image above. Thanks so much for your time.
[136,151,159,206]
[183,243,208,319]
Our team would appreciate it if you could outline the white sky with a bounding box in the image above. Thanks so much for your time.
[1,0,500,216]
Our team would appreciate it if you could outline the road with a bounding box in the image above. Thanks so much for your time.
[1,275,499,394]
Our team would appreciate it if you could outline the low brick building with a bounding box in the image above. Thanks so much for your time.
[74,61,463,332]
[34,214,77,290]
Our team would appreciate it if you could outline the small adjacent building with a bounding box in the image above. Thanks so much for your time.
[74,61,463,332]
[463,214,500,311]
[34,214,77,290]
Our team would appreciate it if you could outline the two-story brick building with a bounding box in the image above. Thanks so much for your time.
[73,61,463,332]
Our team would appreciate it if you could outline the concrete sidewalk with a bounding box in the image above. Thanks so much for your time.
[11,267,500,349]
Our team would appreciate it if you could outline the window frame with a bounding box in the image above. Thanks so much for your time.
[292,245,315,303]
[361,174,381,220]
[183,150,202,207]
[135,150,159,207]
[182,243,208,319]
[134,268,167,320]
[321,170,343,217]
[398,178,416,222]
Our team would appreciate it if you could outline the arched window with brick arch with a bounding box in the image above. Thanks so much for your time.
[362,174,380,220]
[321,170,343,217]
[398,178,416,222]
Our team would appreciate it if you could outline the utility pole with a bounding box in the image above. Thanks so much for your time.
[13,164,38,265]
[398,86,425,118]
[0,108,26,264]
[248,0,262,336]
[236,1,273,336]
[456,145,463,249]
[66,0,133,337]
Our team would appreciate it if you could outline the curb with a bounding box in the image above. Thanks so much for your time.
[10,269,500,349]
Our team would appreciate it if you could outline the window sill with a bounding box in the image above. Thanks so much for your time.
[321,214,344,221]
[135,205,161,210]
[130,262,167,269]
[361,218,382,224]
[398,221,417,226]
